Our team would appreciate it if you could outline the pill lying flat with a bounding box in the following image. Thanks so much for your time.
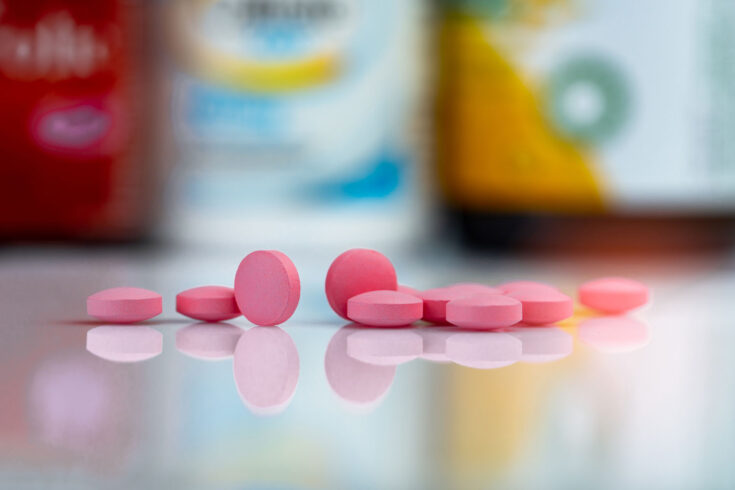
[505,287,573,325]
[397,285,422,298]
[176,285,240,322]
[347,290,423,327]
[233,326,299,415]
[86,326,162,363]
[346,328,423,365]
[175,323,243,360]
[578,277,649,313]
[235,250,301,326]
[325,249,398,320]
[446,332,522,369]
[87,287,162,324]
[446,294,522,330]
[420,287,468,324]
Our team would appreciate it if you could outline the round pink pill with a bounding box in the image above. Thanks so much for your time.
[87,287,162,324]
[347,290,423,327]
[176,285,240,322]
[175,323,243,360]
[506,287,574,325]
[325,249,398,320]
[233,326,299,415]
[420,287,469,324]
[446,294,522,330]
[397,284,421,298]
[578,277,649,313]
[86,326,162,363]
[235,250,300,326]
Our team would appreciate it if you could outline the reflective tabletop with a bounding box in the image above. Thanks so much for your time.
[0,244,729,489]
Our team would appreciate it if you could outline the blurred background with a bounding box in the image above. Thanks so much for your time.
[1,0,735,488]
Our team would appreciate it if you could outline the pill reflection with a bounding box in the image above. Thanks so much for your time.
[233,326,299,415]
[86,325,162,363]
[446,331,522,369]
[176,323,243,361]
[508,326,574,363]
[578,315,651,353]
[346,327,423,366]
[324,325,396,409]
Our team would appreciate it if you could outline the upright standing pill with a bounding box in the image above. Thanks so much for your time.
[235,250,301,326]
[325,249,397,319]
[506,287,574,325]
[176,285,240,322]
[87,287,162,324]
[446,294,522,330]
[347,290,423,327]
[578,277,649,313]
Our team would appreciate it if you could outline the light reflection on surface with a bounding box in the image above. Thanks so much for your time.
[85,325,163,363]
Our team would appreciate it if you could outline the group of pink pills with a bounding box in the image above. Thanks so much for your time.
[86,248,649,329]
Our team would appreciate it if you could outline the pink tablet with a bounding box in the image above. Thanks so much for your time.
[347,290,423,327]
[419,287,468,324]
[176,286,240,322]
[445,332,522,369]
[446,294,522,330]
[325,249,397,319]
[86,326,162,363]
[175,323,243,360]
[87,287,162,324]
[578,277,649,313]
[233,326,299,415]
[397,285,422,298]
[346,328,423,365]
[324,326,396,406]
[235,250,300,326]
[506,287,573,325]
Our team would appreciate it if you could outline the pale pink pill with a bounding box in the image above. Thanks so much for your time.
[578,315,651,353]
[233,326,299,415]
[497,280,559,294]
[506,287,573,325]
[175,323,243,360]
[446,294,522,330]
[446,332,522,369]
[508,326,573,363]
[235,250,300,326]
[346,328,423,365]
[86,287,162,324]
[397,284,421,297]
[86,326,162,363]
[578,277,649,313]
[325,249,398,320]
[420,287,469,324]
[176,285,240,322]
[347,290,423,327]
[324,325,396,406]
